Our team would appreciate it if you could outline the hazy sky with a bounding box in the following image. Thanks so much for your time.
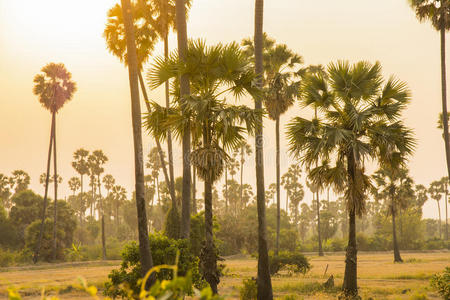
[0,0,448,219]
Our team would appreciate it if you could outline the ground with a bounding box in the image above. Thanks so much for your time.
[0,252,448,299]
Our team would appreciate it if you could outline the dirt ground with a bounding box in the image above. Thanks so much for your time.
[0,251,448,299]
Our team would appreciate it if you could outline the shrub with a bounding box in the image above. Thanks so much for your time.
[240,278,257,300]
[269,251,310,276]
[104,233,206,299]
[0,249,15,267]
[164,206,181,239]
[430,267,450,300]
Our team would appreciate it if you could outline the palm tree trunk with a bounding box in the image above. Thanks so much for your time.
[275,117,280,256]
[240,147,244,209]
[192,166,197,214]
[440,11,450,195]
[343,208,357,295]
[446,186,448,241]
[438,200,442,239]
[52,111,58,261]
[34,112,54,263]
[137,71,177,209]
[120,0,154,280]
[98,176,107,260]
[80,175,84,226]
[392,203,402,262]
[164,33,176,200]
[286,193,288,215]
[254,0,273,298]
[175,0,191,239]
[316,190,324,256]
[225,167,228,211]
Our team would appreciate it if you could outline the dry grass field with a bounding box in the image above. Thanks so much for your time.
[0,252,448,299]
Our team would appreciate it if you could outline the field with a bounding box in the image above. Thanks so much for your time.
[0,252,448,299]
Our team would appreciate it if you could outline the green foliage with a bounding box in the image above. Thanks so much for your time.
[239,278,257,300]
[190,212,206,257]
[430,267,450,300]
[269,251,310,276]
[104,233,206,299]
[164,206,180,239]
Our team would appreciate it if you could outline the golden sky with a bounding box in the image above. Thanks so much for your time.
[0,0,448,219]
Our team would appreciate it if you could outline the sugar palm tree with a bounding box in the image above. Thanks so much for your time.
[33,63,76,263]
[135,0,192,201]
[409,0,450,180]
[104,2,176,208]
[253,0,273,298]
[111,185,127,232]
[88,150,108,260]
[429,180,443,239]
[10,170,31,194]
[438,177,449,240]
[235,142,252,208]
[119,0,154,279]
[72,148,90,220]
[68,177,81,196]
[242,35,302,255]
[372,166,413,262]
[287,61,415,296]
[145,40,259,293]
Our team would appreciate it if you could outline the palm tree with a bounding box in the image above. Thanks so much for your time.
[111,185,127,232]
[253,0,273,298]
[174,0,192,239]
[104,2,176,208]
[372,166,413,262]
[438,177,449,240]
[33,63,76,263]
[0,174,11,210]
[429,180,443,239]
[72,149,90,221]
[102,174,116,197]
[68,177,81,196]
[136,0,192,200]
[287,61,415,296]
[10,170,31,194]
[305,177,324,256]
[119,0,154,279]
[235,142,252,208]
[409,0,450,180]
[242,35,302,255]
[88,150,108,259]
[145,40,259,293]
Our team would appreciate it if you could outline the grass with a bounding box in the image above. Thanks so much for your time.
[0,252,448,299]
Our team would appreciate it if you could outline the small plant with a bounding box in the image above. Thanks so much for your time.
[269,251,310,276]
[430,267,450,300]
[65,242,84,261]
[240,278,257,300]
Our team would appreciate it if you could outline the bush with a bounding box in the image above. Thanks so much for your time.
[104,233,206,299]
[164,206,181,239]
[269,251,310,276]
[0,249,15,267]
[430,267,450,300]
[240,278,257,300]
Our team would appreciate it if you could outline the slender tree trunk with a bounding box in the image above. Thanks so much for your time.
[391,202,402,262]
[254,0,273,298]
[116,203,120,233]
[317,192,323,256]
[98,176,107,260]
[192,166,197,214]
[225,167,228,211]
[240,147,244,209]
[440,12,450,194]
[446,186,448,241]
[438,200,442,239]
[52,111,58,261]
[80,175,84,227]
[34,112,54,263]
[120,0,154,280]
[138,71,177,209]
[275,117,281,256]
[175,0,191,239]
[343,208,357,295]
[286,193,288,215]
[156,177,161,205]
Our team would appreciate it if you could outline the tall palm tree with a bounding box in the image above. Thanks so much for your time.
[287,61,415,296]
[88,150,108,260]
[120,0,154,279]
[305,177,324,256]
[111,185,127,232]
[429,180,443,239]
[242,35,303,255]
[33,63,76,263]
[372,166,413,262]
[136,0,192,199]
[253,0,273,298]
[10,170,31,194]
[409,0,450,180]
[174,0,192,239]
[145,40,259,293]
[104,2,176,207]
[72,148,90,222]
[68,177,81,196]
